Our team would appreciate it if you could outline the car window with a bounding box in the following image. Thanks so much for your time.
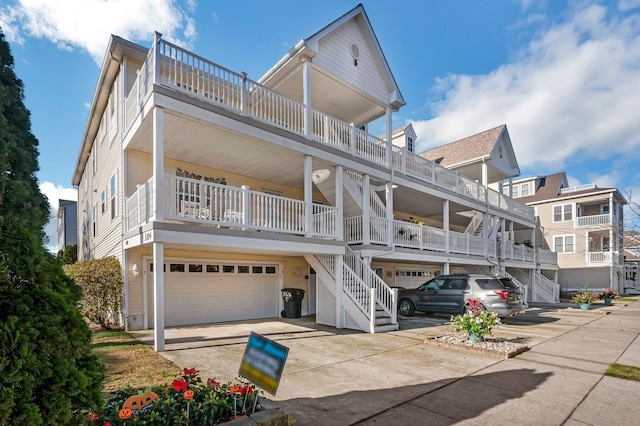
[500,279,518,289]
[447,279,468,290]
[475,278,506,290]
[421,278,445,290]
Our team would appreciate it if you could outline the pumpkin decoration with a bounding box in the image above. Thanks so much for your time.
[183,389,195,401]
[118,408,132,420]
[122,391,159,411]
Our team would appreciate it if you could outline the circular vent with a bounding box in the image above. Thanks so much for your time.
[350,43,360,59]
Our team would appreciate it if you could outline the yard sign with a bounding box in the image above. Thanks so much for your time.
[238,332,289,395]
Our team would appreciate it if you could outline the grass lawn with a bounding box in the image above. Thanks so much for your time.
[605,363,640,382]
[91,329,180,392]
[617,297,637,302]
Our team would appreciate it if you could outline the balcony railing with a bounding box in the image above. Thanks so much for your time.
[125,175,337,238]
[502,242,535,262]
[576,214,614,228]
[537,248,558,265]
[588,251,612,264]
[124,36,535,223]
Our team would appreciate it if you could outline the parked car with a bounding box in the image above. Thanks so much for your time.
[397,274,526,318]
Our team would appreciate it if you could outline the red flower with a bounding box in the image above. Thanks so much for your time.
[183,367,198,376]
[103,422,111,426]
[172,379,188,392]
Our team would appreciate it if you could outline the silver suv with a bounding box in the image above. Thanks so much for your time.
[397,274,526,318]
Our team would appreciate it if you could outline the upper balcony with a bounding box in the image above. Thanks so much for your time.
[576,214,616,228]
[124,36,535,223]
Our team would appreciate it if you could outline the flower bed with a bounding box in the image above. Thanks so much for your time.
[426,334,529,359]
[87,368,259,425]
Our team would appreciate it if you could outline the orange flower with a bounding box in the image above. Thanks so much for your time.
[118,408,132,420]
[87,412,99,422]
[183,389,195,401]
[229,384,242,394]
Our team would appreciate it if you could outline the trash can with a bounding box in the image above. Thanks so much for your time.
[281,288,305,318]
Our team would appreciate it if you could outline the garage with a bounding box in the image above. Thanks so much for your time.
[394,267,440,289]
[146,260,281,327]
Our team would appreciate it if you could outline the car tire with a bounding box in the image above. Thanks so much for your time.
[399,299,416,316]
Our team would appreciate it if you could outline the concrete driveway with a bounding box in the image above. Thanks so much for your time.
[131,300,640,425]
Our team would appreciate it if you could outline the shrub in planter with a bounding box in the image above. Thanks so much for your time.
[64,257,123,329]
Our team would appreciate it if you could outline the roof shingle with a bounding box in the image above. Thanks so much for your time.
[419,125,505,167]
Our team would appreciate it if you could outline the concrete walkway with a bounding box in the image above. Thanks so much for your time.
[132,298,640,425]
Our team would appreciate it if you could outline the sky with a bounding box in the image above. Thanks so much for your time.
[1,0,640,251]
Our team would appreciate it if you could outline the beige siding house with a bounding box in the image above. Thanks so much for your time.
[72,5,558,352]
[515,172,627,293]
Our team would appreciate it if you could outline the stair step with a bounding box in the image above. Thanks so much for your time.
[374,323,398,333]
[375,317,393,325]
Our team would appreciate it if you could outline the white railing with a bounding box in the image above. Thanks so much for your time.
[344,216,363,243]
[560,183,597,194]
[537,248,557,265]
[576,214,613,227]
[125,178,154,232]
[125,35,535,224]
[343,266,373,330]
[588,251,611,264]
[315,254,335,278]
[345,246,395,321]
[533,271,560,303]
[503,242,535,262]
[344,170,387,220]
[128,175,337,238]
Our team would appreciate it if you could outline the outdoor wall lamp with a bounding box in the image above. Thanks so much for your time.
[131,263,139,277]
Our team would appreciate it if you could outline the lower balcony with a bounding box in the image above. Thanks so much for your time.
[126,175,338,239]
[537,248,558,265]
[588,251,616,265]
[502,242,535,262]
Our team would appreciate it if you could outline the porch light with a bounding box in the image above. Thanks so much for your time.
[131,263,139,277]
[312,169,330,184]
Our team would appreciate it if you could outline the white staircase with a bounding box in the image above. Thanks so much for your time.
[305,247,398,333]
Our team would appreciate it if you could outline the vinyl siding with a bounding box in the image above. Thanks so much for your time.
[558,267,610,292]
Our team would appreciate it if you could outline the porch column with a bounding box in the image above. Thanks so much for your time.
[481,161,488,187]
[335,254,344,328]
[508,177,513,198]
[335,165,344,240]
[386,107,393,167]
[302,59,312,139]
[386,181,394,246]
[304,156,313,237]
[153,242,165,352]
[363,174,371,245]
[443,200,450,253]
[609,194,614,223]
[501,218,506,260]
[444,262,450,275]
[153,107,165,221]
[531,225,537,264]
[483,213,489,257]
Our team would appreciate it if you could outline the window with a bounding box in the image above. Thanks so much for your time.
[101,190,106,214]
[601,204,610,215]
[252,266,263,274]
[602,236,610,251]
[407,136,414,153]
[512,185,519,198]
[265,266,276,274]
[223,265,235,273]
[92,205,97,236]
[169,263,185,272]
[238,266,250,274]
[521,183,529,196]
[206,265,219,273]
[554,235,575,253]
[110,174,117,219]
[553,204,572,222]
[189,264,203,273]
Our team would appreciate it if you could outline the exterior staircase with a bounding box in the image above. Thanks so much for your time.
[305,246,398,333]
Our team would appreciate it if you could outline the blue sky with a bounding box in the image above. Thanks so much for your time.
[1,0,640,250]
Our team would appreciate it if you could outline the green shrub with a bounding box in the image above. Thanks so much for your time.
[64,257,123,329]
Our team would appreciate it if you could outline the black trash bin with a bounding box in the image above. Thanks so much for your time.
[281,288,305,318]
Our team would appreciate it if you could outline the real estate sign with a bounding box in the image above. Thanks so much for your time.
[238,332,289,395]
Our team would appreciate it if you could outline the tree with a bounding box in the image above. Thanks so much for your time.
[64,257,123,329]
[57,243,78,264]
[0,29,104,424]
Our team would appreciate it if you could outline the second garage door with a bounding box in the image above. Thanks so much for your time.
[147,261,280,327]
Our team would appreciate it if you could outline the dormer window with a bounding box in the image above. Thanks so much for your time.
[407,136,414,153]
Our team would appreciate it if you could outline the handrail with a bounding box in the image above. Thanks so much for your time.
[345,246,395,319]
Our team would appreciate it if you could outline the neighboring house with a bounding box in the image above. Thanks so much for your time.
[72,4,558,352]
[624,231,640,293]
[514,172,627,294]
[57,199,78,252]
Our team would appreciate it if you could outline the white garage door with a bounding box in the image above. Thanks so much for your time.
[394,268,440,289]
[147,260,280,327]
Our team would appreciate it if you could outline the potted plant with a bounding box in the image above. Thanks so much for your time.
[451,298,500,343]
[571,286,597,310]
[598,288,620,305]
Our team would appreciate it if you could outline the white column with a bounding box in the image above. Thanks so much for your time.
[386,107,393,167]
[241,185,250,231]
[153,107,164,221]
[443,200,450,253]
[444,262,450,275]
[363,174,371,245]
[302,59,312,139]
[481,161,488,187]
[501,218,506,260]
[508,177,513,198]
[304,156,313,237]
[386,181,394,246]
[483,213,489,257]
[335,166,344,241]
[153,242,164,352]
[335,254,344,328]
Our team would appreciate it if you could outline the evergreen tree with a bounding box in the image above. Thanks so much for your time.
[0,29,104,424]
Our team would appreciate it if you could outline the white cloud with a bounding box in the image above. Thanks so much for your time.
[586,170,622,188]
[0,0,198,64]
[39,181,77,253]
[619,0,640,12]
[412,4,640,173]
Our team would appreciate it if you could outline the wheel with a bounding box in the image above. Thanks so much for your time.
[398,299,416,316]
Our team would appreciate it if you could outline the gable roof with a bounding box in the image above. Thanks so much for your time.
[419,125,506,167]
[517,172,567,204]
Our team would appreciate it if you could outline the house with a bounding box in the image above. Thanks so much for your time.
[624,231,640,293]
[513,172,627,294]
[57,199,77,252]
[72,4,558,352]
